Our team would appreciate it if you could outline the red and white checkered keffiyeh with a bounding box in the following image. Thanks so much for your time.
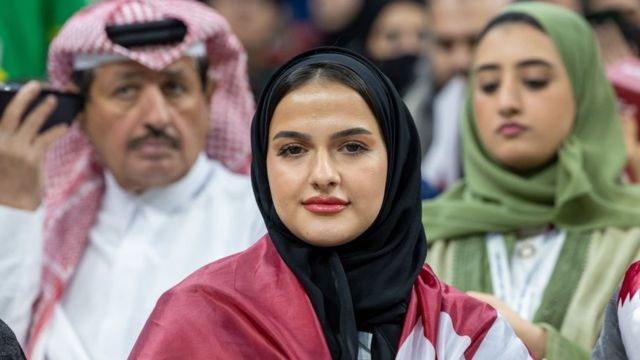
[27,0,254,353]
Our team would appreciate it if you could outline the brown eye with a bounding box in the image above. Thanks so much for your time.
[384,30,401,43]
[163,81,187,97]
[113,84,138,98]
[479,82,499,94]
[341,142,368,155]
[437,38,453,51]
[277,144,306,157]
[523,79,549,90]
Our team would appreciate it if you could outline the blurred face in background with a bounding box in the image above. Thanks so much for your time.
[82,57,213,193]
[589,0,640,24]
[366,1,427,60]
[309,0,364,33]
[472,23,576,172]
[208,0,282,55]
[428,0,509,89]
[539,0,584,13]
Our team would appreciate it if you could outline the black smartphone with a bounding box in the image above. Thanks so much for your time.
[0,84,83,133]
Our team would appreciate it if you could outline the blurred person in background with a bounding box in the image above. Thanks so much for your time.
[0,0,88,82]
[534,0,586,13]
[529,0,640,182]
[362,0,428,98]
[0,1,265,359]
[427,0,510,90]
[419,0,509,194]
[525,0,640,64]
[208,0,285,99]
[208,0,319,100]
[423,3,640,359]
[585,0,640,183]
[359,0,439,198]
[305,0,429,100]
[307,0,365,48]
[589,0,640,29]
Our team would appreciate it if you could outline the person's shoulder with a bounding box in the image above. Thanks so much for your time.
[132,235,328,359]
[405,265,531,358]
[168,234,270,293]
[418,264,494,313]
[0,319,25,359]
[415,264,499,327]
[145,234,302,339]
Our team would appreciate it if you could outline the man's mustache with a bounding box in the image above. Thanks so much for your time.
[127,126,180,150]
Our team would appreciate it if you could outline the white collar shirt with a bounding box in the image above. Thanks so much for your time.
[35,154,265,360]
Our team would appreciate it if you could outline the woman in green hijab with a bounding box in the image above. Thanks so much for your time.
[423,3,640,359]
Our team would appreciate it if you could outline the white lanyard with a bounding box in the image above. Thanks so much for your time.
[486,230,566,320]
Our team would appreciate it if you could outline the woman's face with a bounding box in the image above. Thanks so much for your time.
[366,1,427,60]
[267,81,388,247]
[473,23,576,172]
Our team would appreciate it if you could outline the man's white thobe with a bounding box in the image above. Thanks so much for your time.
[0,154,266,360]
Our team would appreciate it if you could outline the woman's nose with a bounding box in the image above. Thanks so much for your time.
[497,77,522,117]
[309,150,340,190]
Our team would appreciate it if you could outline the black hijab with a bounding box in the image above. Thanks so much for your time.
[250,47,426,360]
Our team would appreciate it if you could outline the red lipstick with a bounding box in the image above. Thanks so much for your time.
[302,196,349,214]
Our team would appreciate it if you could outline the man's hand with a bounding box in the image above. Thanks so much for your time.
[467,291,547,359]
[0,81,68,210]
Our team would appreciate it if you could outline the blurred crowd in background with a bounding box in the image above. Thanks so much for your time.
[2,1,640,359]
[4,0,640,196]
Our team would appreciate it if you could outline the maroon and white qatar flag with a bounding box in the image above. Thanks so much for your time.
[619,260,640,359]
[130,236,533,359]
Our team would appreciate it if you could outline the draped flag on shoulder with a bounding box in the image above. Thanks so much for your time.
[396,261,533,359]
[619,260,640,359]
[131,236,533,359]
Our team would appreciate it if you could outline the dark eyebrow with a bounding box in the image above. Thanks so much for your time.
[113,70,143,81]
[162,67,190,80]
[330,127,373,140]
[271,127,373,141]
[475,64,500,73]
[516,59,553,69]
[272,131,311,141]
[475,59,553,73]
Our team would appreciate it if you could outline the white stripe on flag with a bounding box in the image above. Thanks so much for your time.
[619,292,640,360]
[473,314,532,360]
[396,313,532,359]
[395,316,436,360]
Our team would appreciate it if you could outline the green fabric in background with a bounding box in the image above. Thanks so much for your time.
[0,0,88,82]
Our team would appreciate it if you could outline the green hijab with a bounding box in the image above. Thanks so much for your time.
[422,2,640,242]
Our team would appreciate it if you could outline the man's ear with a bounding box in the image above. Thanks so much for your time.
[205,78,217,103]
[64,82,80,94]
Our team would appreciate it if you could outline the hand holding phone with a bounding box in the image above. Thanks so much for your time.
[0,82,82,133]
[0,81,71,210]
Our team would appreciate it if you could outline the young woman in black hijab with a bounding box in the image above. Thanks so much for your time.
[130,47,531,359]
